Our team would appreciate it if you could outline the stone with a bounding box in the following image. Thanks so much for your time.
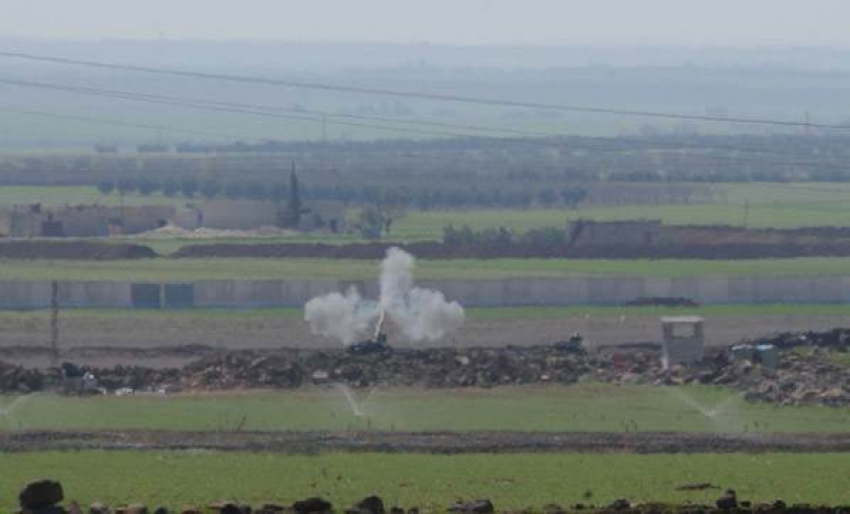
[292,497,332,514]
[354,495,385,514]
[258,503,286,513]
[207,501,242,513]
[19,479,64,510]
[716,489,738,510]
[89,502,111,514]
[608,499,630,511]
[448,500,494,514]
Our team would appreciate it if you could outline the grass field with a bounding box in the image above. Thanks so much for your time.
[1,451,849,510]
[389,182,850,239]
[4,257,850,281]
[2,385,849,433]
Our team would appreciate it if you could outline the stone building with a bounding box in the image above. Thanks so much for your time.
[5,204,175,238]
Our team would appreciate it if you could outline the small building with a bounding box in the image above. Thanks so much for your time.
[196,199,346,232]
[660,315,705,368]
[200,200,281,230]
[7,204,175,238]
[567,219,662,246]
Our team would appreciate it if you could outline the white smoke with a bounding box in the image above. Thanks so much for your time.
[303,287,377,345]
[303,247,465,345]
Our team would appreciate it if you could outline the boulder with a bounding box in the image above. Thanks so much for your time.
[257,503,286,513]
[607,499,630,511]
[354,495,386,514]
[716,489,738,510]
[19,479,64,510]
[292,497,332,514]
[448,499,494,514]
[89,502,111,514]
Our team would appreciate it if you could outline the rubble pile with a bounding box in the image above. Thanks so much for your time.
[1,330,849,407]
[743,327,850,351]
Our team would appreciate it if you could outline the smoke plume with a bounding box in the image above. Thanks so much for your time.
[303,247,464,345]
[303,287,377,345]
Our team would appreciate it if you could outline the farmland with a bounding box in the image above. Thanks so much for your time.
[2,384,850,433]
[2,451,849,511]
[2,182,850,240]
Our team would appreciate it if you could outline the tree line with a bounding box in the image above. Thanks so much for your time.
[96,177,589,210]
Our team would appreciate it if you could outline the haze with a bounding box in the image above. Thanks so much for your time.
[4,0,850,47]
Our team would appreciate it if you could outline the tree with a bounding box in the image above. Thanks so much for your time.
[537,189,559,207]
[224,182,244,199]
[562,187,588,210]
[96,180,115,195]
[200,179,221,199]
[136,177,159,196]
[162,178,180,197]
[283,161,308,228]
[358,206,384,239]
[180,178,198,198]
[117,178,136,195]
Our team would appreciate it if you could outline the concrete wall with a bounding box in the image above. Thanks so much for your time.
[0,275,848,309]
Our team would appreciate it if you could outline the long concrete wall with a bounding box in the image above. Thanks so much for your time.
[1,275,848,309]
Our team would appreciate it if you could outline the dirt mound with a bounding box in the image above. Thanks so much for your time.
[0,241,156,260]
[172,239,850,260]
[624,297,700,307]
[5,429,850,454]
[3,328,850,407]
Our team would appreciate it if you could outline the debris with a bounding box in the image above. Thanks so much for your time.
[448,499,494,514]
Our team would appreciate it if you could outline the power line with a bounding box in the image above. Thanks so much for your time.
[0,78,477,139]
[0,106,268,141]
[0,76,582,139]
[2,77,849,172]
[2,50,849,131]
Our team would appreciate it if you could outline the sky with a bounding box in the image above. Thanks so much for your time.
[2,0,850,47]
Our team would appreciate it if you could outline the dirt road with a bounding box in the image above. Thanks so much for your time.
[3,429,850,454]
[0,312,845,368]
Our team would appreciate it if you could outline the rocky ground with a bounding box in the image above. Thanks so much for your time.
[1,329,849,408]
[9,478,850,514]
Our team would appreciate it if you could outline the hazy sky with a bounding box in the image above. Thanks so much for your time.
[3,0,850,46]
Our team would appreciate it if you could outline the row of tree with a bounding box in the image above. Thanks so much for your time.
[96,177,589,210]
[97,177,292,202]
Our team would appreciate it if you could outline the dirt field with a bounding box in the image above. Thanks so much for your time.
[0,312,845,368]
[4,429,850,454]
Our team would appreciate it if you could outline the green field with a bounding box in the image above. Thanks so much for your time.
[4,256,850,281]
[389,182,850,239]
[2,385,849,433]
[1,451,848,510]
